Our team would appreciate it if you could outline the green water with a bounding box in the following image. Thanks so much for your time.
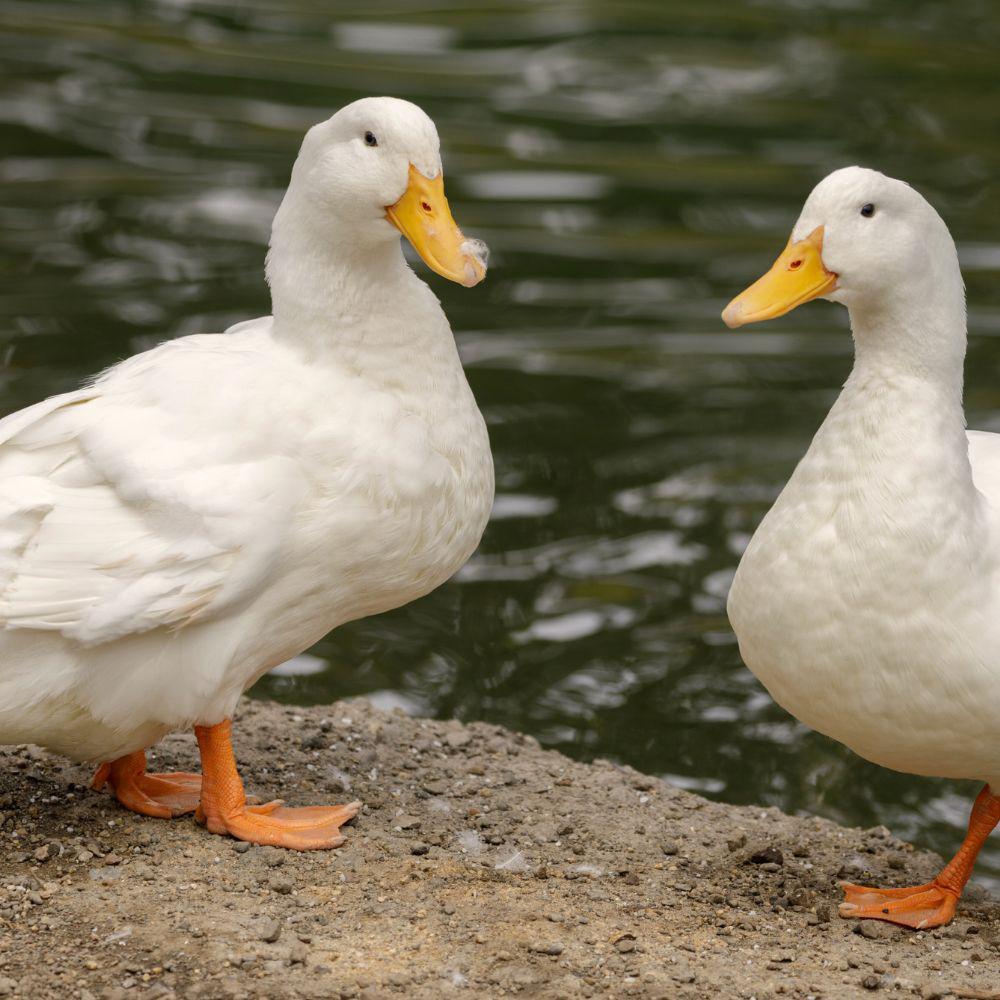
[2,0,1000,883]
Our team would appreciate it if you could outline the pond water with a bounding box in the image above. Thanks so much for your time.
[2,0,1000,883]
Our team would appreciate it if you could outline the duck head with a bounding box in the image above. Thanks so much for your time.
[722,166,963,336]
[277,96,487,287]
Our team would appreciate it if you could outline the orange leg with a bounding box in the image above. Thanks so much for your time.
[193,719,360,850]
[91,750,201,819]
[839,784,1000,929]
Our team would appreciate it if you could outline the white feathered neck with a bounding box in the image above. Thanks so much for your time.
[266,187,452,378]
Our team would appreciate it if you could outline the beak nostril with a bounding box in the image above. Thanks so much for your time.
[421,201,432,213]
[789,259,802,270]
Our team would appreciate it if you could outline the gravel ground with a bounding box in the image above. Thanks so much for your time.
[2,698,999,1000]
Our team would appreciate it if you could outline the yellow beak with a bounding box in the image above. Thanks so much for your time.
[385,164,486,287]
[722,225,837,329]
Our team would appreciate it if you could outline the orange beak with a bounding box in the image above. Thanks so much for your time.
[385,164,487,287]
[722,225,837,329]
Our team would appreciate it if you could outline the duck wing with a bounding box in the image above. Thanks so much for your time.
[0,337,301,648]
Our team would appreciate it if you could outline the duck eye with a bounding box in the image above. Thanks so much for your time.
[364,131,378,147]
[860,203,875,218]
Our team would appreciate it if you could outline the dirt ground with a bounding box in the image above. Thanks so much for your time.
[2,698,999,1000]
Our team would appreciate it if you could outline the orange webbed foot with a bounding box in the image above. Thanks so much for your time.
[194,718,360,850]
[836,785,1000,931]
[197,798,361,850]
[92,751,201,819]
[839,879,958,930]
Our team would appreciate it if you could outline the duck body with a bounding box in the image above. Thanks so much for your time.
[0,296,491,762]
[723,165,1000,926]
[0,96,492,849]
[728,369,1000,784]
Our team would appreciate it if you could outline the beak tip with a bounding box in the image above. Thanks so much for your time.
[721,302,744,329]
[459,239,489,288]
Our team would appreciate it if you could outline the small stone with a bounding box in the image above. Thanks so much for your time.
[861,974,881,990]
[33,844,52,862]
[530,942,563,956]
[262,848,285,868]
[614,934,637,954]
[0,978,17,997]
[395,815,421,831]
[750,847,783,866]
[410,842,429,856]
[660,842,679,856]
[232,841,251,854]
[856,921,904,942]
[727,834,747,852]
[446,730,472,749]
[269,875,294,895]
[259,919,282,943]
[288,941,308,965]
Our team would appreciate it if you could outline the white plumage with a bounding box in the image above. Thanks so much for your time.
[724,166,1000,927]
[0,98,493,783]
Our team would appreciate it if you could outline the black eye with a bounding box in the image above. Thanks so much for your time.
[860,203,875,218]
[364,131,378,147]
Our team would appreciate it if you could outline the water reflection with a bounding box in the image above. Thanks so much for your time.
[1,0,999,885]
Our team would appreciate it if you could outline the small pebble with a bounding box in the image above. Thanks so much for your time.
[259,918,282,943]
[262,847,285,868]
[269,875,294,895]
[614,935,637,954]
[530,942,564,955]
[856,921,904,942]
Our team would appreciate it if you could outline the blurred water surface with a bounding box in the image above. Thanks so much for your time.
[3,0,1000,882]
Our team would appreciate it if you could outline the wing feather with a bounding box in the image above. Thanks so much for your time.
[0,362,300,648]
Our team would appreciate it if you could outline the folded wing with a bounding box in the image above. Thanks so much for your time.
[0,381,299,648]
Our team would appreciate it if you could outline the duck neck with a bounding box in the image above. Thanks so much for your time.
[848,278,967,399]
[264,191,454,380]
[817,288,977,516]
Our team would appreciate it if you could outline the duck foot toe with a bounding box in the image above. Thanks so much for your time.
[92,752,202,819]
[196,799,361,850]
[838,879,958,929]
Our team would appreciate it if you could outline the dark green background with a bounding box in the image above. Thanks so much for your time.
[2,0,999,884]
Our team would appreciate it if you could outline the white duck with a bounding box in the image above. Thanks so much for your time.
[0,96,494,850]
[723,166,1000,928]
